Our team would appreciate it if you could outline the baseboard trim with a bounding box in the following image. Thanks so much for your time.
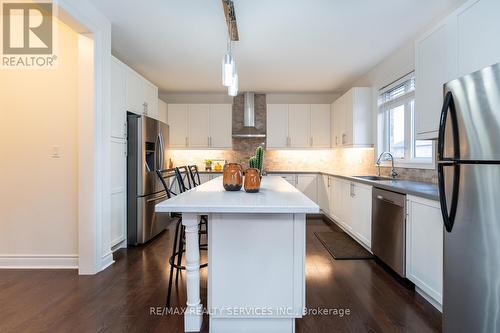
[0,254,78,269]
[416,286,442,312]
[101,251,115,271]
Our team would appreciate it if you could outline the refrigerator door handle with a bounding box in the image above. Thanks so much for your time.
[159,133,165,170]
[438,91,461,161]
[438,162,460,233]
[155,134,161,171]
[438,91,461,233]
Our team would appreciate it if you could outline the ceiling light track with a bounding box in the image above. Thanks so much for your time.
[221,0,239,96]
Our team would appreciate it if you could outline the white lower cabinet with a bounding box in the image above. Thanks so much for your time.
[406,195,443,309]
[349,182,372,248]
[273,174,297,187]
[317,174,330,214]
[110,138,127,249]
[296,174,318,203]
[199,173,216,184]
[327,177,371,250]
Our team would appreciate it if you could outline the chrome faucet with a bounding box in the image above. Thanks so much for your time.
[376,152,398,179]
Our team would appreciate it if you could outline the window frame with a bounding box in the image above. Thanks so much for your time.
[377,73,435,169]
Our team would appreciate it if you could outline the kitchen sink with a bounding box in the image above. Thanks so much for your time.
[353,175,392,181]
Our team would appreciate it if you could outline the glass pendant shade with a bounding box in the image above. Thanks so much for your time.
[228,72,238,97]
[222,54,235,87]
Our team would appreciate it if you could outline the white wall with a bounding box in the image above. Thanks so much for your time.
[0,20,79,266]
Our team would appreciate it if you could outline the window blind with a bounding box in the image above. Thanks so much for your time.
[378,72,415,108]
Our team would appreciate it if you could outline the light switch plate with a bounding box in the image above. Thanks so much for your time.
[51,145,61,158]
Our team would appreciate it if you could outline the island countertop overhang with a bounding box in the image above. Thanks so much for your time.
[155,176,319,214]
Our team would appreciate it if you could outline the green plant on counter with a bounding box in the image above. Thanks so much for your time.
[204,159,212,165]
[248,156,257,169]
[248,146,264,174]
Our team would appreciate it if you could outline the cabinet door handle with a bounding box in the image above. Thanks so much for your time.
[342,134,346,145]
[335,136,338,145]
[185,137,188,147]
[310,137,313,147]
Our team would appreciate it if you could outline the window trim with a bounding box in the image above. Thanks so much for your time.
[376,72,436,170]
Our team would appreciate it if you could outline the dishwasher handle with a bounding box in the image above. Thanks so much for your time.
[373,189,406,207]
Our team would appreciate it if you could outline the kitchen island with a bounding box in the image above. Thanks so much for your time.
[155,176,319,333]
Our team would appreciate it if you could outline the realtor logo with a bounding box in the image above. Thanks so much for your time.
[1,0,57,68]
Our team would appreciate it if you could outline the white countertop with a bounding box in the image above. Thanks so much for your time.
[155,176,319,214]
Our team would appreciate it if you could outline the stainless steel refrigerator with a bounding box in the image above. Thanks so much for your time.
[438,62,500,333]
[127,113,169,245]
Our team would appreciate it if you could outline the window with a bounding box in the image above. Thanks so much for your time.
[378,73,434,167]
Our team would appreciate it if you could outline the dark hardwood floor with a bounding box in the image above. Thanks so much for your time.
[0,218,441,333]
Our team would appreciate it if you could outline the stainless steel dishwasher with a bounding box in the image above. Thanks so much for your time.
[371,187,406,277]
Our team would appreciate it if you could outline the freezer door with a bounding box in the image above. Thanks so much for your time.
[129,193,170,245]
[441,163,500,333]
[442,62,500,161]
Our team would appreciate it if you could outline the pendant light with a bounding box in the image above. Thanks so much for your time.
[228,72,238,96]
[222,53,234,87]
[221,0,240,96]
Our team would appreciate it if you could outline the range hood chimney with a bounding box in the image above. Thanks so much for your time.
[244,92,255,127]
[232,92,266,138]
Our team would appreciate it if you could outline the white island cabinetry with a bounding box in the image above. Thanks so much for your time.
[156,176,318,333]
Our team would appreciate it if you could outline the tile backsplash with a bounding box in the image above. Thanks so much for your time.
[168,147,438,184]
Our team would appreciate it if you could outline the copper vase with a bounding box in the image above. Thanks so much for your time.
[223,163,243,191]
[244,168,261,193]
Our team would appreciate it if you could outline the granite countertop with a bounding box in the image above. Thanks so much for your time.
[199,169,439,201]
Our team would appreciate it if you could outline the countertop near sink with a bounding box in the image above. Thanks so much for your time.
[198,169,439,201]
[331,174,439,201]
[268,170,439,201]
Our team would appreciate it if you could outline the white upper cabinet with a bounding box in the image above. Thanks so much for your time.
[111,57,127,139]
[143,81,159,120]
[332,88,372,147]
[158,99,168,123]
[415,16,457,139]
[168,104,232,149]
[267,104,289,149]
[288,104,311,148]
[125,69,144,116]
[310,104,331,148]
[456,0,500,77]
[188,104,210,148]
[267,103,331,149]
[209,104,232,149]
[415,0,500,139]
[167,104,189,148]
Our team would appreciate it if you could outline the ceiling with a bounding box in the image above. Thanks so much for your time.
[90,0,463,93]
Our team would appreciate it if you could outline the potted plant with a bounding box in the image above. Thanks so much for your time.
[204,159,212,171]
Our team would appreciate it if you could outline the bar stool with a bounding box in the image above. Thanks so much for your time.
[156,167,207,308]
[188,165,208,241]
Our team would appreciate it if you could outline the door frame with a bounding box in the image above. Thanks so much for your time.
[57,0,112,275]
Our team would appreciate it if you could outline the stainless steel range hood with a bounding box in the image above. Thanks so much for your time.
[232,92,266,138]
